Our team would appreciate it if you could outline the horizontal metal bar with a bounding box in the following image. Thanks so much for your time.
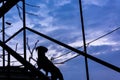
[26,27,120,73]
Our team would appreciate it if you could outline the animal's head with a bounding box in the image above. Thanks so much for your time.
[36,46,48,55]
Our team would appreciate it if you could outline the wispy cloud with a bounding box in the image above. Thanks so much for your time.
[83,0,109,7]
[53,0,71,7]
[5,21,22,35]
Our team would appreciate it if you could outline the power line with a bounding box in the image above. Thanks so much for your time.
[52,47,82,60]
[87,26,120,45]
[53,26,120,63]
[54,55,79,64]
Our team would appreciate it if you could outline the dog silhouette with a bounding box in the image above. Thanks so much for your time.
[36,46,64,80]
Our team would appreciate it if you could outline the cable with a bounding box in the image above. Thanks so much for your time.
[53,26,120,63]
[54,55,79,64]
[86,26,120,45]
[52,46,82,60]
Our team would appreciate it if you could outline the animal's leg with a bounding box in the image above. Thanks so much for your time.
[45,71,48,76]
[51,75,57,80]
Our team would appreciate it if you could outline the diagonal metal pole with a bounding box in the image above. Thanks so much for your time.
[26,27,120,73]
[79,0,90,80]
[5,28,24,43]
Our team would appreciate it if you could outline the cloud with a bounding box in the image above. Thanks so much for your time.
[27,1,120,80]
[68,35,118,48]
[68,41,83,47]
[0,1,120,79]
[39,16,54,27]
[5,21,23,35]
[53,0,71,7]
[36,3,50,17]
[87,37,118,46]
[83,0,109,7]
[26,3,58,33]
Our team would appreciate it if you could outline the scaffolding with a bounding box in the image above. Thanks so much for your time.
[0,0,48,80]
[0,0,119,80]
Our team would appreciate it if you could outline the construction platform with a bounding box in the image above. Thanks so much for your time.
[0,66,38,80]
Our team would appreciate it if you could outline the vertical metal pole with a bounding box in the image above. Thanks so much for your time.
[23,0,26,60]
[2,1,5,67]
[79,0,90,80]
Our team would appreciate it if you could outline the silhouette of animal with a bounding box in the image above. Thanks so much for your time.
[36,46,64,80]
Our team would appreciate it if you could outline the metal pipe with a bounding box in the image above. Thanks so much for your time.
[23,0,26,60]
[5,28,24,43]
[79,0,90,80]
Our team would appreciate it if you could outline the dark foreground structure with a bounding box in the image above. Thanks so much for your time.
[0,66,36,80]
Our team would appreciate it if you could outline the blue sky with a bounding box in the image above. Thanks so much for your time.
[0,0,120,80]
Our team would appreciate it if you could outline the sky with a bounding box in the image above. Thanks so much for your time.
[0,0,120,80]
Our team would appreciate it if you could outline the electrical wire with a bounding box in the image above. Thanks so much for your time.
[53,46,82,60]
[53,26,120,64]
[54,55,79,64]
[86,26,120,45]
